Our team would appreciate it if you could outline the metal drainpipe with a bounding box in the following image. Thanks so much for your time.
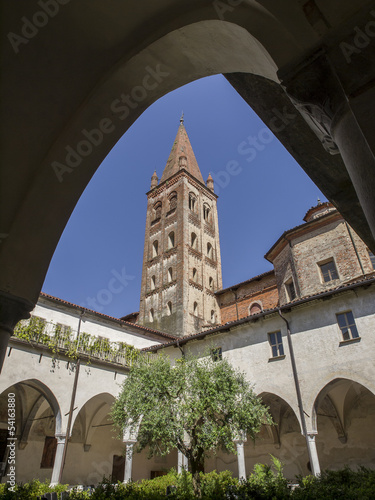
[58,310,84,483]
[277,309,320,476]
[231,289,239,320]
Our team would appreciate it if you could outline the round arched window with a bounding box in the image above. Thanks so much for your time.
[250,303,262,315]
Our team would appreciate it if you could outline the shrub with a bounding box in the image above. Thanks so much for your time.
[238,455,290,499]
[0,479,67,499]
[292,466,375,500]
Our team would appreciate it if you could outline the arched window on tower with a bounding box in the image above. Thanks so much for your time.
[210,310,216,323]
[151,275,156,291]
[193,302,198,315]
[152,240,159,258]
[191,232,198,250]
[167,301,173,316]
[153,201,162,220]
[249,303,262,315]
[168,267,173,283]
[169,192,177,210]
[207,242,213,259]
[149,308,154,322]
[203,203,211,222]
[192,268,197,281]
[189,192,197,212]
[209,277,214,290]
[168,231,175,249]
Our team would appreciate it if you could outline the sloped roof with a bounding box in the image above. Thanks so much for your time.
[160,119,204,184]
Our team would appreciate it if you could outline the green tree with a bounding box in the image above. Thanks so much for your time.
[111,353,272,497]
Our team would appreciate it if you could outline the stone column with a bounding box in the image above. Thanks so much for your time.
[234,437,247,480]
[50,434,66,486]
[123,441,136,483]
[0,290,34,372]
[178,450,188,473]
[306,432,321,476]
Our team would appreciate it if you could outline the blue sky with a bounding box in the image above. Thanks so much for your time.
[42,74,325,318]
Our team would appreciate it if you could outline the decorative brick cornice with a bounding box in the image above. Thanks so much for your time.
[205,288,216,296]
[147,256,161,267]
[166,207,176,218]
[163,247,178,259]
[165,217,177,229]
[205,257,217,268]
[145,288,159,298]
[162,280,177,290]
[150,225,161,236]
[189,213,201,228]
[147,172,183,198]
[204,224,215,237]
[150,217,161,227]
[189,280,203,291]
[188,247,202,259]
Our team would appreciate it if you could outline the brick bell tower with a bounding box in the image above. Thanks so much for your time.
[138,116,223,337]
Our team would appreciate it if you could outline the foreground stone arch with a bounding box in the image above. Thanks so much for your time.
[2,1,375,373]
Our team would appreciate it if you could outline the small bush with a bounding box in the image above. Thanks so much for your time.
[292,466,375,500]
[0,479,67,499]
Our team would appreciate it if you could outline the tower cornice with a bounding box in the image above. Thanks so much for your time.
[146,169,218,200]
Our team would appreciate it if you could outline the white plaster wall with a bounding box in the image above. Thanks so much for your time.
[0,346,127,431]
[32,300,162,349]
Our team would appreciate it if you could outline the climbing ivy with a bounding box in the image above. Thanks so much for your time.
[13,317,140,366]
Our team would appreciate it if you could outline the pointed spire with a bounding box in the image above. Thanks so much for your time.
[160,117,204,184]
[206,173,214,192]
[150,170,158,189]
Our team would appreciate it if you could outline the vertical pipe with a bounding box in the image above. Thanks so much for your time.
[278,309,320,476]
[58,358,80,483]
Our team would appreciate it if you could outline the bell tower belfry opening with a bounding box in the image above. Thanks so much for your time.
[138,117,222,337]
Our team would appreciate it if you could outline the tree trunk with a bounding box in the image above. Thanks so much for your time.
[190,455,204,498]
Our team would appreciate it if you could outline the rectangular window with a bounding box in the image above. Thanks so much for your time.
[319,260,339,282]
[40,436,57,468]
[285,280,296,301]
[368,250,375,270]
[211,347,222,362]
[336,311,359,341]
[268,331,284,358]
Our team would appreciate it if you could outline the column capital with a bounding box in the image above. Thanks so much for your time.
[55,433,67,444]
[0,290,34,334]
[279,50,345,156]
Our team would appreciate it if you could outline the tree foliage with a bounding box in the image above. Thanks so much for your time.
[111,353,272,495]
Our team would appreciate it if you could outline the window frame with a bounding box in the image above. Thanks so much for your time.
[191,232,198,250]
[249,302,262,315]
[285,278,296,301]
[319,258,339,283]
[189,192,197,212]
[207,242,213,259]
[167,267,173,283]
[211,347,222,362]
[152,240,159,258]
[167,301,173,316]
[336,311,359,342]
[149,308,154,322]
[268,330,285,359]
[168,231,175,249]
[193,301,198,315]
